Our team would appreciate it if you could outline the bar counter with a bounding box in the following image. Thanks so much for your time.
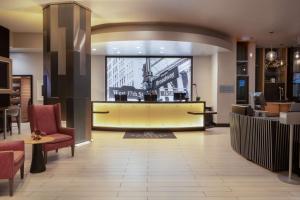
[265,102,293,116]
[92,101,205,131]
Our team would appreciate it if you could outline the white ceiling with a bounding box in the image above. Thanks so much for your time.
[1,0,300,47]
[91,40,225,56]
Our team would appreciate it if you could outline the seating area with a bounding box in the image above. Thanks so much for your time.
[0,103,74,196]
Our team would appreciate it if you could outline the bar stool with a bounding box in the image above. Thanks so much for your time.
[6,106,21,135]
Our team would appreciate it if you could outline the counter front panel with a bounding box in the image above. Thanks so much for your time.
[92,102,205,130]
[230,112,300,172]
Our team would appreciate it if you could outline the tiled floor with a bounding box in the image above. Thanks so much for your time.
[1,124,300,200]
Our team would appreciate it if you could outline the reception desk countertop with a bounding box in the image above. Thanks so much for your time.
[92,101,206,130]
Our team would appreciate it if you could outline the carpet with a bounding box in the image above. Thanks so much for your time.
[123,131,176,139]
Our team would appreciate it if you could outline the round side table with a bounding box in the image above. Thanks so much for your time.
[25,136,54,173]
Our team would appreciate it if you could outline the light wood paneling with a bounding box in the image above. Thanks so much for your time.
[265,102,292,116]
[20,77,31,122]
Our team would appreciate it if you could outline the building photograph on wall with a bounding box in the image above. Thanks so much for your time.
[106,57,192,101]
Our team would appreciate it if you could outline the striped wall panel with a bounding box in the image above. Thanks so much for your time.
[230,113,241,153]
[230,113,300,172]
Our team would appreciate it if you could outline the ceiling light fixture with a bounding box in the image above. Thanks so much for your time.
[294,36,300,60]
[266,32,277,62]
[160,51,164,54]
[92,48,97,51]
[116,51,121,54]
[136,46,141,49]
[295,51,300,59]
[160,47,165,50]
[138,51,142,54]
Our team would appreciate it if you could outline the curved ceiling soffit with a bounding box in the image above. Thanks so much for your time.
[91,22,234,51]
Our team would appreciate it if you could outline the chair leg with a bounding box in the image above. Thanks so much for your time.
[44,151,48,164]
[9,122,12,136]
[9,178,13,196]
[17,116,20,135]
[20,164,24,179]
[71,145,75,157]
[8,116,12,136]
[56,149,58,153]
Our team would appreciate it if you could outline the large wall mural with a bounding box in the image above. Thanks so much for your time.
[106,57,192,101]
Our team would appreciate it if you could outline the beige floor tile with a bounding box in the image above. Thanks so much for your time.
[0,124,299,199]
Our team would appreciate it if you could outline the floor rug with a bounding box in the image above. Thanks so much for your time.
[123,131,176,139]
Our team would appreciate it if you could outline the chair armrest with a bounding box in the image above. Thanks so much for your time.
[0,152,14,178]
[59,127,75,138]
[0,140,24,151]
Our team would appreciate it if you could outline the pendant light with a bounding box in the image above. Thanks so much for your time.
[266,32,277,62]
[295,51,300,59]
[294,36,300,60]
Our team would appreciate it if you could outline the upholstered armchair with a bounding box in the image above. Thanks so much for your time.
[28,103,75,163]
[0,140,25,196]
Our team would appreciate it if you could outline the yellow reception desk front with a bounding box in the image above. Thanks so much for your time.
[92,101,205,130]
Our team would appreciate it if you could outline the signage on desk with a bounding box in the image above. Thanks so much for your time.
[109,86,144,100]
[152,67,179,89]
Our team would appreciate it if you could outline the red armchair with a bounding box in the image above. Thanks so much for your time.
[0,140,25,196]
[28,103,75,163]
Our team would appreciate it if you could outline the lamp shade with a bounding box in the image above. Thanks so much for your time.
[266,50,277,62]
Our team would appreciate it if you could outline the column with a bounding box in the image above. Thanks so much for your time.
[43,2,91,143]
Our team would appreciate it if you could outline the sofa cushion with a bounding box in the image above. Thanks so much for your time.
[33,105,57,134]
[13,151,24,165]
[48,133,72,143]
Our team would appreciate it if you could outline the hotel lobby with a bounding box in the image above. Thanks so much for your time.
[1,0,300,199]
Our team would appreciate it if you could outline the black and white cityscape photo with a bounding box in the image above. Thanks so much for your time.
[106,57,192,101]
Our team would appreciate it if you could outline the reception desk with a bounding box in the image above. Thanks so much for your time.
[92,101,205,130]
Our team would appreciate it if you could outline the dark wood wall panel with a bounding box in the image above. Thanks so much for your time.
[0,26,10,109]
[0,25,10,133]
[0,26,9,58]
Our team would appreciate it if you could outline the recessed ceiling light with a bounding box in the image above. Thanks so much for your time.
[240,36,251,41]
[116,51,121,54]
[138,51,142,54]
[92,48,97,51]
[136,46,141,49]
[160,47,165,50]
[113,47,118,50]
[160,51,164,54]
